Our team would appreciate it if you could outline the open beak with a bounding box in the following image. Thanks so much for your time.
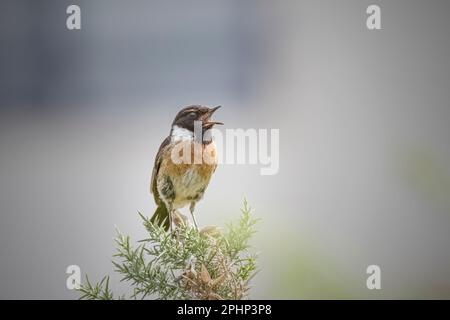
[203,106,223,127]
[210,105,221,113]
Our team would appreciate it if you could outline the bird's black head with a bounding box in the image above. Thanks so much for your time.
[171,105,223,133]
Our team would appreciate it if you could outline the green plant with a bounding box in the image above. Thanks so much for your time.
[78,201,259,300]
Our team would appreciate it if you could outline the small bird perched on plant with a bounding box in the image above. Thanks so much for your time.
[150,105,223,231]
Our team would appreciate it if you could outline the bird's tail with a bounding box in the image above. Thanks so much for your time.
[150,203,170,231]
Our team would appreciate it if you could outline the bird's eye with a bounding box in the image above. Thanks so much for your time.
[188,112,196,118]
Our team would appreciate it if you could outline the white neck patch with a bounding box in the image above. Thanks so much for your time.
[171,125,194,141]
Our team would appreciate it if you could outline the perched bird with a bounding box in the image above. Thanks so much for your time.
[150,105,223,231]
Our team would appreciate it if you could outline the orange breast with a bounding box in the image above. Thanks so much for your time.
[163,141,217,179]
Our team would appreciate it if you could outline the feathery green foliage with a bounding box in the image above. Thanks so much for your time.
[78,201,259,300]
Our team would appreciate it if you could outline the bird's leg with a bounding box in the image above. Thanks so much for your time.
[189,202,198,230]
[168,203,174,233]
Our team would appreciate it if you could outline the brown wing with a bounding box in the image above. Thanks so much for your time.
[150,136,171,204]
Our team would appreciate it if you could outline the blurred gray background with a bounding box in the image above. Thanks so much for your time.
[1,0,450,299]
